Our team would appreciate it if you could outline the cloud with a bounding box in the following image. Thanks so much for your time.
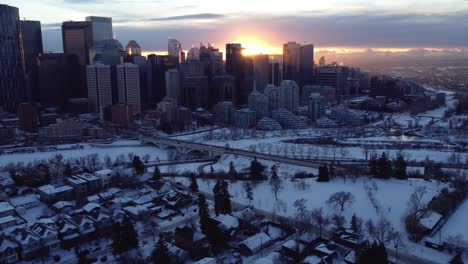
[148,13,225,21]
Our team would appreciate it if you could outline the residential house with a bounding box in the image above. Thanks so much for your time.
[68,214,96,239]
[30,222,60,254]
[0,202,14,218]
[8,227,41,260]
[0,216,17,230]
[174,226,210,259]
[56,217,80,249]
[52,201,75,213]
[94,169,115,189]
[0,237,19,263]
[238,232,273,255]
[76,173,102,194]
[9,194,40,210]
[38,185,74,203]
[212,214,240,238]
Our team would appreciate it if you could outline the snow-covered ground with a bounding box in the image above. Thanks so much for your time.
[0,140,169,167]
[437,199,468,245]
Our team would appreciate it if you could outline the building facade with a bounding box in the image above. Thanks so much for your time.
[117,63,141,113]
[86,64,112,118]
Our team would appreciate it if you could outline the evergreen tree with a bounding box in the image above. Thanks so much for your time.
[152,165,161,180]
[378,152,391,179]
[132,156,145,175]
[351,214,359,233]
[250,158,265,181]
[151,234,171,264]
[189,173,199,192]
[449,253,464,264]
[317,165,330,182]
[358,241,388,264]
[198,194,210,235]
[245,182,254,204]
[271,165,278,180]
[370,154,378,177]
[221,180,232,214]
[213,180,222,215]
[112,216,139,255]
[64,163,72,178]
[228,161,237,179]
[393,154,407,179]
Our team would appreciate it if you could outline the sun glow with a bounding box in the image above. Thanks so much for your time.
[233,37,282,56]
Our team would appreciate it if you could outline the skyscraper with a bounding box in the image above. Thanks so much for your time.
[187,47,200,61]
[168,38,182,58]
[18,102,39,133]
[316,66,342,101]
[282,42,301,82]
[85,16,113,44]
[117,63,141,113]
[165,69,180,102]
[199,43,223,76]
[20,20,43,102]
[253,54,269,92]
[300,44,314,86]
[62,21,93,66]
[226,43,254,105]
[125,40,141,56]
[269,61,281,86]
[20,20,43,73]
[248,87,269,119]
[147,54,178,104]
[279,80,300,113]
[89,39,124,66]
[309,93,326,121]
[86,64,112,118]
[0,4,25,112]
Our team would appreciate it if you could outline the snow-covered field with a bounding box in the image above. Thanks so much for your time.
[438,199,468,244]
[0,140,169,167]
[176,176,452,262]
[178,176,444,234]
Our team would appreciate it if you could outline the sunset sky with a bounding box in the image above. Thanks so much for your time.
[4,0,468,55]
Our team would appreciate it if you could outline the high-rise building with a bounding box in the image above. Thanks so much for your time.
[89,39,124,66]
[111,104,133,126]
[213,101,235,125]
[316,66,342,101]
[20,20,43,102]
[282,42,301,82]
[86,64,112,118]
[125,40,141,56]
[37,53,78,109]
[269,61,281,86]
[279,80,300,113]
[300,44,314,86]
[183,76,209,110]
[20,20,43,73]
[168,38,182,58]
[211,74,235,104]
[165,69,180,102]
[319,56,326,67]
[248,87,269,119]
[0,4,25,112]
[187,47,200,61]
[62,21,93,66]
[225,43,246,105]
[233,108,256,129]
[199,43,223,76]
[85,16,113,44]
[18,102,39,133]
[117,63,141,113]
[253,54,269,92]
[264,84,280,114]
[147,54,178,104]
[309,93,326,121]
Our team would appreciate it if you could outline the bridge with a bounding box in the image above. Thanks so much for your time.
[140,136,326,169]
[141,136,468,170]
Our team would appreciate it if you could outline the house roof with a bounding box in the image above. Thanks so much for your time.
[0,237,18,252]
[38,184,73,194]
[213,214,239,230]
[0,202,14,213]
[241,232,272,253]
[9,194,38,207]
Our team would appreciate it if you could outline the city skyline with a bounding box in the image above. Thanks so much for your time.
[3,0,468,56]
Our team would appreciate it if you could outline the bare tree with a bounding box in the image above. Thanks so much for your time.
[374,217,399,244]
[327,192,355,212]
[405,186,429,235]
[362,148,370,160]
[311,207,329,237]
[103,155,112,168]
[294,198,311,233]
[270,177,284,201]
[331,213,346,231]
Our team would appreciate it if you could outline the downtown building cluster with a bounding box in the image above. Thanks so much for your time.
[0,3,367,137]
